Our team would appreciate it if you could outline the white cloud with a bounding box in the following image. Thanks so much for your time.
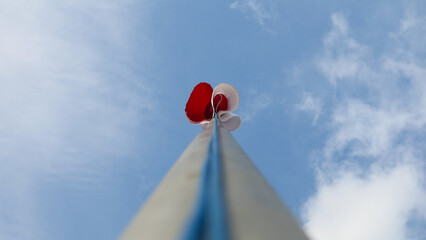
[316,13,371,85]
[0,1,154,239]
[239,89,272,121]
[296,92,322,125]
[230,0,276,31]
[302,12,426,240]
[303,161,425,240]
[393,9,426,55]
[325,100,413,158]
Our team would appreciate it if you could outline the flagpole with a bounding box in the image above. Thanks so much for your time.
[119,127,213,240]
[218,126,309,240]
[120,121,309,240]
[181,114,229,240]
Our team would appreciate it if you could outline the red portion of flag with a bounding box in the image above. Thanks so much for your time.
[213,94,228,112]
[185,82,214,123]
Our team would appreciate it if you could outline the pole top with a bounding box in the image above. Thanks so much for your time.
[185,82,241,131]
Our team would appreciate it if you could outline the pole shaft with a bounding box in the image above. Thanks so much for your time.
[120,123,310,240]
[181,115,229,240]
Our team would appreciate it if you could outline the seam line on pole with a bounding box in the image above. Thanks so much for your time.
[181,114,230,240]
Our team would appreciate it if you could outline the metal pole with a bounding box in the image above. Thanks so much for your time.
[181,114,229,240]
[120,122,309,240]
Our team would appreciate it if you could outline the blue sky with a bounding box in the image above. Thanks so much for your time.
[1,0,426,239]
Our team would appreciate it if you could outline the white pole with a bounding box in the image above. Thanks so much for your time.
[219,126,309,240]
[120,125,309,240]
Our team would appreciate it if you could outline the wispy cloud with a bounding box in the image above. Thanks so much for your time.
[316,13,371,85]
[302,11,426,240]
[296,92,322,125]
[0,1,155,239]
[239,89,272,122]
[230,0,276,32]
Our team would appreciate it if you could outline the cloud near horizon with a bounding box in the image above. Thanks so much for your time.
[0,1,155,239]
[301,12,426,240]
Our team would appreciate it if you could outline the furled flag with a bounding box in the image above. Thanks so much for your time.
[185,82,241,131]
